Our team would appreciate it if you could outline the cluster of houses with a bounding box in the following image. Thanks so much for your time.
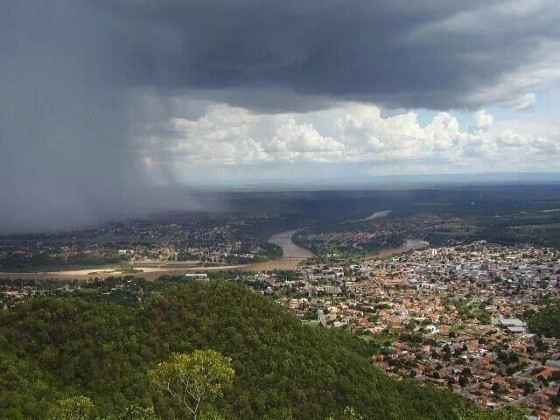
[0,216,277,269]
[244,241,560,418]
[298,214,447,255]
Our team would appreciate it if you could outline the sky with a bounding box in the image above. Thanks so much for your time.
[1,0,560,232]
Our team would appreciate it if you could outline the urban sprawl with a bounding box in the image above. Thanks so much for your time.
[248,242,560,418]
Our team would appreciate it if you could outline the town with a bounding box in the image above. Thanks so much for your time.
[0,213,285,270]
[241,242,560,418]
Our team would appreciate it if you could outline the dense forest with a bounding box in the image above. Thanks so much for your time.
[1,280,523,419]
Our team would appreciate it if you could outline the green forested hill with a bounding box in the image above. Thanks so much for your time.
[0,281,517,419]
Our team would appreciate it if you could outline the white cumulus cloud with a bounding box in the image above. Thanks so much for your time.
[135,98,560,181]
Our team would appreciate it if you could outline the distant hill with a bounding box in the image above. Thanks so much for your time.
[0,281,521,419]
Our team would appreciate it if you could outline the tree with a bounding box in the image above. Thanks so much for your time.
[148,349,234,420]
[47,396,95,420]
[342,406,365,420]
[452,399,526,420]
[119,404,159,419]
[326,406,365,420]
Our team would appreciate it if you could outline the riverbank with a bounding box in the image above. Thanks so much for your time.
[0,230,311,279]
[239,229,313,271]
[375,238,430,258]
[0,234,428,280]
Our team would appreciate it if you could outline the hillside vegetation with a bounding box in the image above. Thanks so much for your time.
[529,301,560,338]
[0,281,521,419]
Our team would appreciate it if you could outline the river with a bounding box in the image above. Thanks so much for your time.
[240,229,313,271]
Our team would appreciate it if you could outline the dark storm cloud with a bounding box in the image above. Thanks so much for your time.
[0,1,130,233]
[2,0,559,233]
[88,0,560,110]
[0,1,206,233]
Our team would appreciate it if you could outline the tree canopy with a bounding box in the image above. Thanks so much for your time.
[528,300,560,338]
[149,350,234,419]
[0,280,523,419]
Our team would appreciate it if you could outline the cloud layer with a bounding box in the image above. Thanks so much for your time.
[89,0,560,110]
[138,101,560,180]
